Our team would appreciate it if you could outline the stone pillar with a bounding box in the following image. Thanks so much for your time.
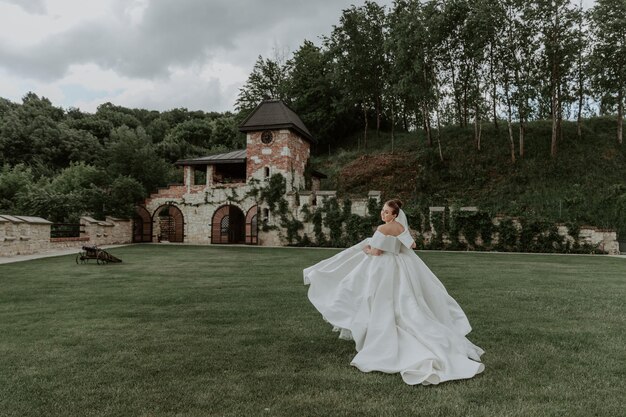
[206,165,213,187]
[184,166,193,193]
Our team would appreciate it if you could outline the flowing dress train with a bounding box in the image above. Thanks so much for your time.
[304,230,484,385]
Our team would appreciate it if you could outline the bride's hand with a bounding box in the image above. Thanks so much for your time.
[370,248,383,256]
[363,245,371,254]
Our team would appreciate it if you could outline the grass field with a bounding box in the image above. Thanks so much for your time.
[1,245,625,417]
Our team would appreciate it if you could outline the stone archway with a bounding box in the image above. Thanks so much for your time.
[245,205,258,245]
[133,206,153,242]
[211,204,245,244]
[154,204,184,243]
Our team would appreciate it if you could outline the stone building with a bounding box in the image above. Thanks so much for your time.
[134,99,379,246]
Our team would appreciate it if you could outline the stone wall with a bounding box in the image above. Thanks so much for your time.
[578,226,620,255]
[419,209,621,255]
[0,215,54,257]
[0,215,132,258]
[80,216,133,246]
[142,179,382,247]
[145,184,259,244]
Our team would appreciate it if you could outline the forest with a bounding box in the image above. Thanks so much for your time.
[1,0,625,235]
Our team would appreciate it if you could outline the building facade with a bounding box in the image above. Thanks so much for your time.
[134,100,380,246]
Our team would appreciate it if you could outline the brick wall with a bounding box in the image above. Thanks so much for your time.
[246,129,310,191]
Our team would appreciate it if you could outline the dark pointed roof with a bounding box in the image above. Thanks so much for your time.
[239,99,316,144]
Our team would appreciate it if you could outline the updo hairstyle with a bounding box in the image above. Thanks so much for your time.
[384,199,403,216]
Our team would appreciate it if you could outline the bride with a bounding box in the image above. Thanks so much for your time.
[303,199,484,385]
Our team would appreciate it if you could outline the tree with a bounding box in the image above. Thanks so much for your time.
[531,0,580,157]
[21,162,105,222]
[509,0,537,159]
[461,0,503,150]
[386,0,439,147]
[146,117,171,143]
[102,126,170,194]
[286,40,356,149]
[96,102,141,129]
[211,115,243,149]
[326,1,386,148]
[589,0,626,144]
[66,113,114,142]
[0,164,34,213]
[573,0,590,139]
[166,118,213,148]
[235,54,290,113]
[108,175,146,218]
[498,0,519,163]
[0,92,65,167]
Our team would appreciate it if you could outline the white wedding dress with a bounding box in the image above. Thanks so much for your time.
[303,211,484,385]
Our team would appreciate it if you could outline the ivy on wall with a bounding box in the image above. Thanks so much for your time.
[415,206,603,254]
[255,173,382,247]
[153,172,602,254]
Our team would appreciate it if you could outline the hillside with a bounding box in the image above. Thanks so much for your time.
[311,117,626,238]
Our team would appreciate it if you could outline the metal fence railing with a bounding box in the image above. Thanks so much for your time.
[51,223,84,238]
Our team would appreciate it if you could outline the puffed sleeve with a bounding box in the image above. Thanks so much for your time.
[369,232,386,251]
[397,229,415,249]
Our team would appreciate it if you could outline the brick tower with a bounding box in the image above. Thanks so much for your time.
[239,100,316,191]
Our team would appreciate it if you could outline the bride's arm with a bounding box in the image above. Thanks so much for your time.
[363,244,383,256]
[363,245,383,256]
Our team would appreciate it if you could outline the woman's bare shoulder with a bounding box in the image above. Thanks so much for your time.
[377,222,405,237]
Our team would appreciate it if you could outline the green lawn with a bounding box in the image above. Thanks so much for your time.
[1,245,624,417]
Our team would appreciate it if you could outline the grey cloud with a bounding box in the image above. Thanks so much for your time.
[119,76,231,112]
[0,0,377,81]
[0,0,47,14]
[0,0,393,112]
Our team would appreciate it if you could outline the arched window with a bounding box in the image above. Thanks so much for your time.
[220,215,230,234]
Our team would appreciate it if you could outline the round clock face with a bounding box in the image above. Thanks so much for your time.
[261,131,273,144]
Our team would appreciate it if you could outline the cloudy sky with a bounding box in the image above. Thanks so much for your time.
[0,0,594,114]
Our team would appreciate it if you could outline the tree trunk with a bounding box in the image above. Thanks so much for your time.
[422,105,432,147]
[505,79,516,164]
[376,95,381,138]
[490,43,499,131]
[550,55,558,157]
[576,53,584,139]
[550,4,559,157]
[551,89,558,157]
[391,100,395,154]
[556,105,563,144]
[514,65,525,159]
[435,105,444,162]
[474,102,481,152]
[577,91,583,139]
[402,105,408,131]
[551,93,558,157]
[576,0,584,140]
[449,49,461,126]
[474,66,482,151]
[463,78,469,127]
[618,88,623,144]
[363,103,368,149]
[557,84,563,143]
